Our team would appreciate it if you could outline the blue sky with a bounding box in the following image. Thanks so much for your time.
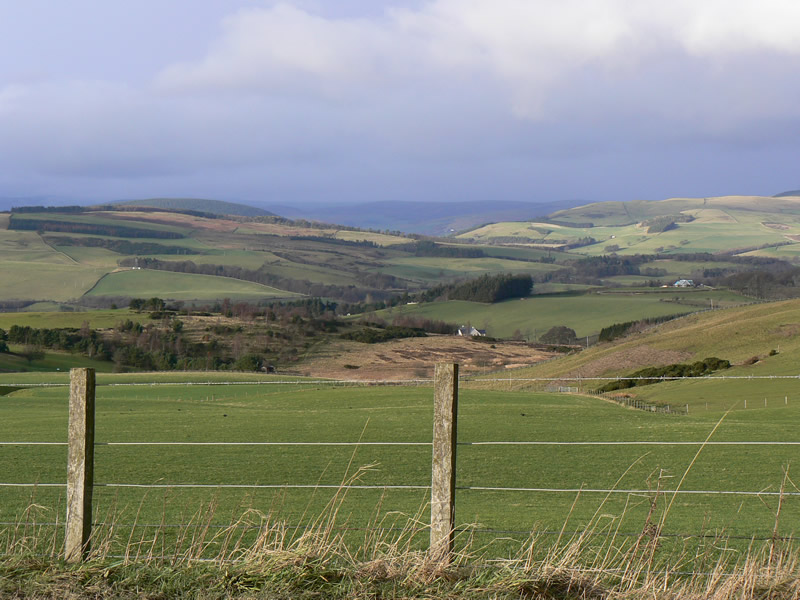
[1,0,799,207]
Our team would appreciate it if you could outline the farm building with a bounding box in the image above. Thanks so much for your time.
[457,325,486,337]
[674,279,694,287]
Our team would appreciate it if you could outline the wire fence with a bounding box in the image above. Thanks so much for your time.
[2,368,800,562]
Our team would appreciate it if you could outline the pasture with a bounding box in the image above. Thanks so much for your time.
[374,256,562,284]
[2,371,800,559]
[375,288,750,339]
[0,309,138,331]
[85,269,301,302]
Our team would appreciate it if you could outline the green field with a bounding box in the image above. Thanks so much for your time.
[85,269,300,302]
[374,256,562,284]
[2,372,800,560]
[0,309,138,330]
[375,289,751,339]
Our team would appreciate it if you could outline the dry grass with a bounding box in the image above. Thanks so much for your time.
[298,336,556,380]
[5,487,800,599]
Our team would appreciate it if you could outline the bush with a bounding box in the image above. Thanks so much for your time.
[539,326,577,345]
[234,354,263,371]
[596,357,731,393]
[341,326,427,344]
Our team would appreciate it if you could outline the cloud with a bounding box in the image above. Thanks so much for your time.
[3,1,800,202]
[157,1,800,119]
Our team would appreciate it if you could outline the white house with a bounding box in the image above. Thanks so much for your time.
[457,325,486,337]
[674,279,694,287]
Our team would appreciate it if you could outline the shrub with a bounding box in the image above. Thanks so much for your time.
[596,357,731,393]
[540,326,577,345]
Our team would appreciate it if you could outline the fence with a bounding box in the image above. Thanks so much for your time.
[3,366,800,566]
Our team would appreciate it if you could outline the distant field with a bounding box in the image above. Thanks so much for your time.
[375,256,561,284]
[0,262,112,301]
[0,346,116,373]
[51,245,123,267]
[85,269,300,302]
[376,289,751,339]
[0,309,137,330]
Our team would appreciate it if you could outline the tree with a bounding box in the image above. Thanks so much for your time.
[540,326,578,345]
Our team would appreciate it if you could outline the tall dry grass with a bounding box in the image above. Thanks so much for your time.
[3,479,800,599]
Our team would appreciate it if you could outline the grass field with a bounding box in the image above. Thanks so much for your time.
[0,309,140,330]
[374,289,751,339]
[374,256,562,284]
[2,371,800,561]
[0,347,117,373]
[85,269,300,302]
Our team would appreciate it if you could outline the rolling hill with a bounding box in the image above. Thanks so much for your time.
[109,197,275,217]
[458,195,800,259]
[269,199,586,236]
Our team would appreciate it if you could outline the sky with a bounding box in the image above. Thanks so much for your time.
[1,0,799,208]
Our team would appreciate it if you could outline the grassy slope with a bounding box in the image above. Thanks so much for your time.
[85,269,301,301]
[111,197,274,217]
[0,309,139,330]
[502,298,800,389]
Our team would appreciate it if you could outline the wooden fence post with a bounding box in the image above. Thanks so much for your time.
[65,368,95,562]
[430,362,458,563]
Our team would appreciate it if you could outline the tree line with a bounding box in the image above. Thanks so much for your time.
[418,273,533,303]
[9,217,184,239]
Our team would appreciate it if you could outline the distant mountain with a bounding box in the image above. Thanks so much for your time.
[111,198,275,217]
[775,190,800,197]
[267,199,587,236]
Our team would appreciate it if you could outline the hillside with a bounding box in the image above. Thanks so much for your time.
[0,206,559,307]
[269,199,585,236]
[458,195,800,259]
[498,298,800,385]
[110,197,275,217]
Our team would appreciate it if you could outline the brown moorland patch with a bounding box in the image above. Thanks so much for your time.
[295,336,558,380]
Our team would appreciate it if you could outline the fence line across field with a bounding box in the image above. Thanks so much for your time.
[5,480,796,498]
[4,373,800,389]
[5,365,800,565]
[9,440,800,446]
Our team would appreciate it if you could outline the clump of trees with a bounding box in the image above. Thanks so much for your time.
[642,214,694,234]
[539,326,577,345]
[420,273,533,303]
[46,236,199,256]
[8,217,184,239]
[598,314,690,342]
[394,240,486,258]
[596,357,730,393]
[341,326,427,344]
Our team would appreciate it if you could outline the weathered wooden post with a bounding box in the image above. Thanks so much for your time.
[430,362,458,563]
[65,368,95,562]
